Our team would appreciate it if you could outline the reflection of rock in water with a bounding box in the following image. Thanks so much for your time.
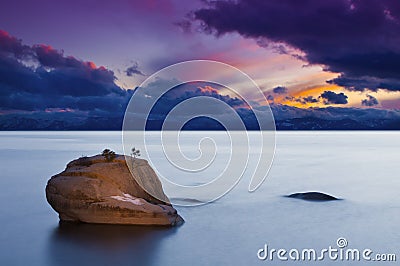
[48,222,180,266]
[285,192,341,201]
[170,198,205,205]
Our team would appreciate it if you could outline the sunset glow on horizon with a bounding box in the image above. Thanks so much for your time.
[1,0,400,130]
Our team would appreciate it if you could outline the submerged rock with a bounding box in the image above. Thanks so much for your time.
[285,192,341,201]
[46,154,183,226]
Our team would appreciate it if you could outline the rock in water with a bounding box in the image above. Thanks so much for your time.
[46,154,183,226]
[286,192,340,201]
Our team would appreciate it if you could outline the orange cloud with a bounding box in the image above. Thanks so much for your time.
[275,84,344,108]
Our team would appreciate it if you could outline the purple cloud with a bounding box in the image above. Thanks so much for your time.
[272,86,288,94]
[193,0,400,92]
[362,95,379,106]
[320,91,348,105]
[293,96,319,105]
[125,62,145,77]
[302,96,319,104]
[0,30,131,114]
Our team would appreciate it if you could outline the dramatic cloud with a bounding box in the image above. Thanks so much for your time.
[125,79,260,130]
[144,81,249,116]
[0,30,131,116]
[169,84,246,108]
[125,62,145,77]
[293,96,320,105]
[272,86,288,94]
[362,95,379,107]
[320,91,348,105]
[193,0,400,92]
[0,30,31,58]
[302,96,319,104]
[329,75,400,92]
[0,31,260,129]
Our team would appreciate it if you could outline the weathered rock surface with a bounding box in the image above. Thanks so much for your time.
[46,154,183,226]
[285,192,341,201]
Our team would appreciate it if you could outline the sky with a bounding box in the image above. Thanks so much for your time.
[0,0,400,128]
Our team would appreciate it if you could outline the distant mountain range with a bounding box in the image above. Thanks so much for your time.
[271,105,400,130]
[1,105,399,130]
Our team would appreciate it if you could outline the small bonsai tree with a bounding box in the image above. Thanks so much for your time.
[131,147,141,159]
[130,147,141,168]
[102,148,116,162]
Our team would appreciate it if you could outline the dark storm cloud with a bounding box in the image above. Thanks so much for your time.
[130,79,260,130]
[293,95,319,105]
[178,85,245,107]
[0,30,131,114]
[193,0,400,91]
[361,95,379,106]
[125,62,145,77]
[146,81,248,117]
[329,75,400,92]
[320,91,348,105]
[0,30,32,58]
[272,86,288,94]
[284,96,294,101]
[302,96,319,103]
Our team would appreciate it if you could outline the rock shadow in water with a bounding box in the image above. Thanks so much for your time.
[47,222,180,266]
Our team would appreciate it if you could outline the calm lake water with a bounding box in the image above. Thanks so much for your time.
[0,131,398,265]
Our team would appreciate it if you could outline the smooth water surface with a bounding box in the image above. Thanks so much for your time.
[0,131,398,265]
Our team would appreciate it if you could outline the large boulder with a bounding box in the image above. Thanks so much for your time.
[46,154,183,226]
